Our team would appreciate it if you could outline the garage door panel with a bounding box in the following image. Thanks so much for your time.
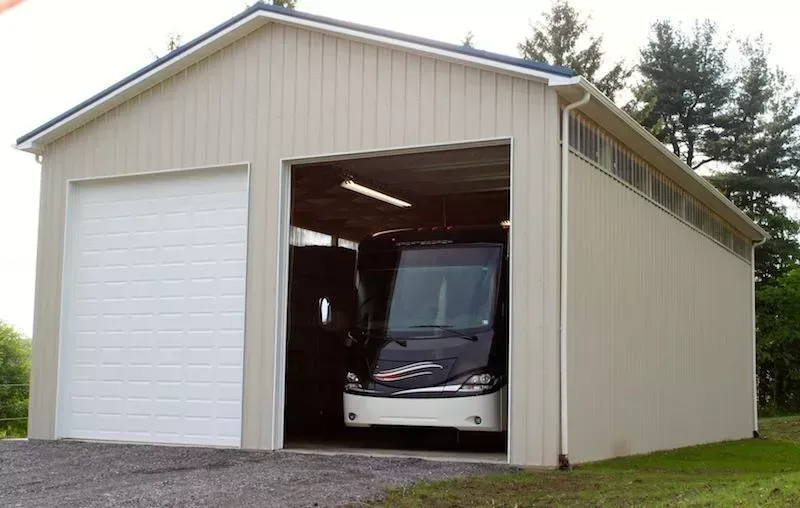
[104,216,136,233]
[215,347,244,366]
[132,214,160,232]
[217,226,248,244]
[184,366,216,384]
[58,168,247,447]
[218,294,245,311]
[185,245,220,263]
[75,266,103,284]
[127,280,157,297]
[184,282,222,299]
[215,367,244,384]
[184,348,218,366]
[217,261,246,279]
[125,366,154,383]
[147,297,190,314]
[213,401,243,419]
[98,314,126,331]
[93,283,128,299]
[217,242,247,262]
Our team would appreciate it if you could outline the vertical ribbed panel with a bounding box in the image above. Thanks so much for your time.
[567,154,753,463]
[30,24,561,465]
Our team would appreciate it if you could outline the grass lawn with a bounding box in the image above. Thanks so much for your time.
[379,416,800,507]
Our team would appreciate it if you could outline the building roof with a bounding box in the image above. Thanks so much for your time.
[14,2,573,149]
[12,2,766,241]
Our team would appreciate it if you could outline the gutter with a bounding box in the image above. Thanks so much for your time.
[751,236,767,437]
[558,91,590,470]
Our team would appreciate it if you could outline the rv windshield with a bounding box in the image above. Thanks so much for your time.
[357,245,501,334]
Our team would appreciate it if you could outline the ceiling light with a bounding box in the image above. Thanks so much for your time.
[341,179,412,208]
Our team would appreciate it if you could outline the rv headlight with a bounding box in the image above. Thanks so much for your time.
[345,371,362,390]
[458,373,498,393]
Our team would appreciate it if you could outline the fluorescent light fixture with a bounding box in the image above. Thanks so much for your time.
[500,219,511,227]
[340,179,412,208]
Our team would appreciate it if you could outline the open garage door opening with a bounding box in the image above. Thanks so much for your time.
[280,142,511,462]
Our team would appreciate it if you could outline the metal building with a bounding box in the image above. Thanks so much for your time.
[14,4,766,467]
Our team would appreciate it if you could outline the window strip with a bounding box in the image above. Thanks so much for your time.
[565,112,751,262]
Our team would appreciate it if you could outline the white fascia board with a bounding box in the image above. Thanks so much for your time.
[551,76,768,241]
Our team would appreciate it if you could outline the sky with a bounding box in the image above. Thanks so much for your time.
[1,0,799,336]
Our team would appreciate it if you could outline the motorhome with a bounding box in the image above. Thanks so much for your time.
[343,226,509,432]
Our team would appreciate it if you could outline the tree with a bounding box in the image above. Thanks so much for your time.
[0,321,30,438]
[165,33,182,53]
[701,38,800,414]
[246,1,297,10]
[630,24,800,412]
[631,24,800,284]
[264,0,296,8]
[707,37,800,285]
[628,20,732,170]
[518,1,631,101]
[756,268,800,412]
[462,31,475,48]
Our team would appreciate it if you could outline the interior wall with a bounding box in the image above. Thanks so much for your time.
[31,22,562,466]
[566,153,754,463]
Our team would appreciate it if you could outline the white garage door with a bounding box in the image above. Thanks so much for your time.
[57,167,248,447]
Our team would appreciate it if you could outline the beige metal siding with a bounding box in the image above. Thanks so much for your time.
[567,153,754,463]
[29,23,562,466]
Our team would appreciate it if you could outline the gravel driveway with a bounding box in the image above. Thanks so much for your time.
[0,440,513,507]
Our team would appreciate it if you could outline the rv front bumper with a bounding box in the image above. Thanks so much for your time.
[343,387,507,432]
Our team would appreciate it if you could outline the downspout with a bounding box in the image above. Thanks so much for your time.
[752,236,767,438]
[559,91,590,470]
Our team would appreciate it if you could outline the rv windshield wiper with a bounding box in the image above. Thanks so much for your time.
[408,325,478,341]
[352,328,407,347]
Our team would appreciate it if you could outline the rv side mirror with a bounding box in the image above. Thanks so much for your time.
[319,297,332,327]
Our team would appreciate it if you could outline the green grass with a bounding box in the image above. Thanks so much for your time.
[760,415,800,441]
[378,417,800,507]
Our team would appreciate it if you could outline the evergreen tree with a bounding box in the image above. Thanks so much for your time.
[518,1,631,101]
[632,24,800,412]
[267,0,296,8]
[628,20,731,170]
[708,38,800,284]
[462,31,475,48]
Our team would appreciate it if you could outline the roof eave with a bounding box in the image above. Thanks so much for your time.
[551,77,768,243]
